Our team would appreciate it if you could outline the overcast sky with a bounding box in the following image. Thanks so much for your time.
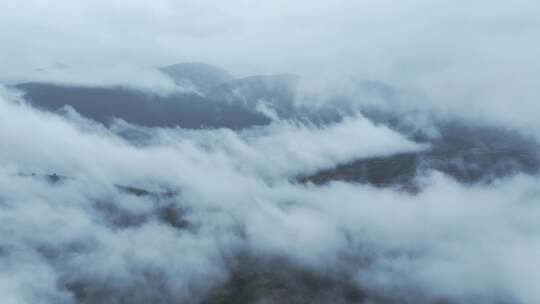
[3,0,540,77]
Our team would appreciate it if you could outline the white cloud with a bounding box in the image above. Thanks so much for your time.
[1,1,540,302]
[0,84,539,302]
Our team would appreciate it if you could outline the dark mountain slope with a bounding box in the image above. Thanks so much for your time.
[301,122,540,187]
[160,62,234,94]
[208,74,343,123]
[16,83,269,129]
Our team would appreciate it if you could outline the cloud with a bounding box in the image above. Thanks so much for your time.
[1,80,540,303]
[1,1,540,302]
[0,87,427,302]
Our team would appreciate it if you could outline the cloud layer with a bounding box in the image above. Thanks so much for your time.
[1,80,540,303]
[2,1,540,303]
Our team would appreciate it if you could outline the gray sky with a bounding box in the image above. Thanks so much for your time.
[2,0,539,76]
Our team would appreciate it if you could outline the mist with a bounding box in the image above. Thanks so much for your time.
[1,1,540,303]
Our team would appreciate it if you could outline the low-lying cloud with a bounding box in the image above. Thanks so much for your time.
[1,81,540,303]
[2,1,540,303]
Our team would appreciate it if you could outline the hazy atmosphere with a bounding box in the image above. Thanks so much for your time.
[1,1,540,303]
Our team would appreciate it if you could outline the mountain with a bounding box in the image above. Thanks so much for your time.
[15,83,269,129]
[14,63,540,187]
[207,74,342,123]
[160,62,234,94]
[208,74,299,114]
[300,121,540,188]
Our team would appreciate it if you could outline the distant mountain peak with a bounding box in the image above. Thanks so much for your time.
[160,62,234,94]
